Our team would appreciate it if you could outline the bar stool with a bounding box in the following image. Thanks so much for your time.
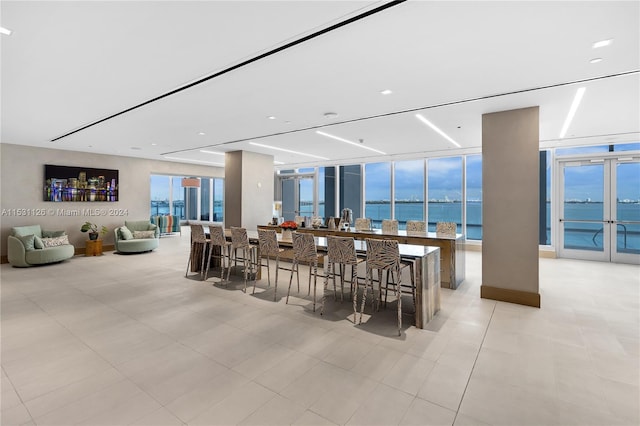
[185,224,210,280]
[257,228,293,301]
[205,225,232,284]
[436,221,457,236]
[321,236,365,321]
[228,227,258,293]
[354,218,371,232]
[382,219,399,234]
[287,232,324,312]
[360,238,403,336]
[406,220,427,233]
[378,220,415,310]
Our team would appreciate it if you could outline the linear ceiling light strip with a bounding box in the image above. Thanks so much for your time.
[162,69,639,156]
[558,87,586,139]
[50,0,407,142]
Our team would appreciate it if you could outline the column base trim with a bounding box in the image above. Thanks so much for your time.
[481,285,540,308]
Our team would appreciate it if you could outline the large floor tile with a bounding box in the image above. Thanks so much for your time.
[185,381,275,426]
[346,382,414,425]
[400,397,456,426]
[1,236,638,426]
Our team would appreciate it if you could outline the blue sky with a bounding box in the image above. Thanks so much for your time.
[150,143,639,204]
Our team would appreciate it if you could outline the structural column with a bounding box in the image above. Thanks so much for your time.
[224,151,274,230]
[481,107,540,307]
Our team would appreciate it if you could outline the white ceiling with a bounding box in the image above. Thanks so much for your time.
[2,1,639,170]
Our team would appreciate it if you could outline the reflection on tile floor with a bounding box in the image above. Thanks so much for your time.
[1,229,639,425]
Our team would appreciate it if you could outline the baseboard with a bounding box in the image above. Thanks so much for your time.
[78,244,115,255]
[539,249,557,258]
[481,285,541,308]
[464,243,556,258]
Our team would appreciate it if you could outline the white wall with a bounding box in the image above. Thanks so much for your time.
[0,143,223,256]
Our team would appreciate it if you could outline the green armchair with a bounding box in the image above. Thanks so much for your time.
[114,220,159,253]
[7,225,75,267]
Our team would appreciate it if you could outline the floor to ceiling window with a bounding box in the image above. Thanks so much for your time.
[427,157,463,233]
[200,178,211,221]
[365,162,391,228]
[339,165,362,220]
[540,150,552,245]
[171,178,186,219]
[213,178,224,222]
[150,175,170,216]
[465,155,482,240]
[394,159,425,229]
[275,142,638,255]
[150,175,224,222]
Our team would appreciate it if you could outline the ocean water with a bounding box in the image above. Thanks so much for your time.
[151,199,639,253]
[365,201,639,252]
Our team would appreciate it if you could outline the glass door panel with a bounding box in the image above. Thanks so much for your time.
[613,160,640,263]
[282,179,296,222]
[299,178,314,217]
[559,156,640,264]
[281,176,315,222]
[559,162,608,260]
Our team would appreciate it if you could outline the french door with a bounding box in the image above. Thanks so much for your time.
[281,176,315,222]
[558,155,640,264]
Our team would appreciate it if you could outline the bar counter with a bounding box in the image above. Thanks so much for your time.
[258,225,465,289]
[248,230,441,328]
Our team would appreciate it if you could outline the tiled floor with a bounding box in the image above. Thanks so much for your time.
[1,230,638,426]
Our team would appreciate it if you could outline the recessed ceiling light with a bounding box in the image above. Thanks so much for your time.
[274,160,285,165]
[414,114,461,148]
[380,89,393,95]
[559,87,586,139]
[315,130,386,155]
[249,142,329,160]
[592,39,613,49]
[267,116,277,120]
[200,150,225,156]
[198,132,206,136]
[131,147,141,150]
[0,27,12,36]
[151,143,157,146]
[589,58,603,64]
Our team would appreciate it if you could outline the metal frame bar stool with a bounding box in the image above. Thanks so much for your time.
[321,235,365,322]
[228,227,258,293]
[360,237,403,336]
[287,231,324,312]
[381,220,416,311]
[205,225,232,284]
[257,228,293,301]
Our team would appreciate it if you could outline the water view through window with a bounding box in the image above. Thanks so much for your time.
[289,143,639,258]
[394,159,425,229]
[150,175,224,222]
[428,157,462,233]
